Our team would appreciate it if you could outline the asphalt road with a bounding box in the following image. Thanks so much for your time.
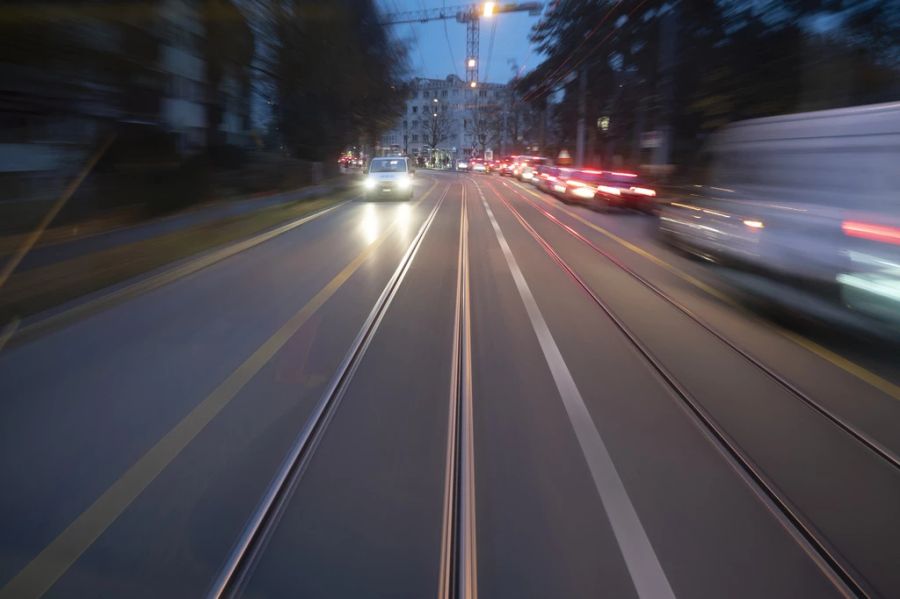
[1,170,899,598]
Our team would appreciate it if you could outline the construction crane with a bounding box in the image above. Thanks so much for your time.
[380,2,542,87]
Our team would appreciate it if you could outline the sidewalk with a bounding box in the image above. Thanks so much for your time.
[0,178,356,326]
[2,178,352,272]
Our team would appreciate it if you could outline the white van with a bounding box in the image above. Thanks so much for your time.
[363,157,414,200]
[659,102,900,324]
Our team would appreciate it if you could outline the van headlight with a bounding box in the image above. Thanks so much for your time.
[363,177,376,190]
[397,175,411,189]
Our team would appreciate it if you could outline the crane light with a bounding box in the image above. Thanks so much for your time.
[483,2,496,17]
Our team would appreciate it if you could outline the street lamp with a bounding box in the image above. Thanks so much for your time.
[470,81,477,88]
[467,58,476,68]
[483,2,495,17]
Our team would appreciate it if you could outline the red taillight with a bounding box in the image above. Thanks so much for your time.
[842,221,900,245]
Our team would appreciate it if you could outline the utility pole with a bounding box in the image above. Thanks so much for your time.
[575,66,587,167]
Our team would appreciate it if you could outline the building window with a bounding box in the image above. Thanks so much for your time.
[442,90,448,98]
[479,90,487,98]
[403,120,408,128]
[412,134,419,142]
[412,106,418,114]
[412,120,419,128]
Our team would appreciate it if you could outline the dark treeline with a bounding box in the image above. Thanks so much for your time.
[515,0,900,175]
[0,0,407,222]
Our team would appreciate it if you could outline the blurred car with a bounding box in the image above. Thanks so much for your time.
[590,170,657,212]
[457,159,469,170]
[518,157,551,182]
[498,157,516,176]
[534,165,567,194]
[658,101,900,326]
[471,158,487,174]
[363,156,414,200]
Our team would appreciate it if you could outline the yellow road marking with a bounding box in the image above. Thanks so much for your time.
[10,194,359,347]
[505,179,900,404]
[0,183,441,599]
[507,180,734,304]
[781,331,900,402]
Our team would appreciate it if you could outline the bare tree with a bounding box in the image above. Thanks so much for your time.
[426,106,451,149]
[467,103,503,156]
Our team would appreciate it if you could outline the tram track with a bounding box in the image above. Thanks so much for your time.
[476,178,865,598]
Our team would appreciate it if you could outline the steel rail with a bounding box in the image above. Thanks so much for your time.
[505,182,900,472]
[438,184,477,599]
[207,186,449,598]
[483,181,865,599]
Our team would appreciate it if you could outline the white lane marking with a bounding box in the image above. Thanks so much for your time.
[474,182,676,599]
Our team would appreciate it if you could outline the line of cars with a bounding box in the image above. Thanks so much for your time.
[497,155,660,214]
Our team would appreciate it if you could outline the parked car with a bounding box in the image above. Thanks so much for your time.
[534,165,568,195]
[518,157,551,182]
[590,171,657,212]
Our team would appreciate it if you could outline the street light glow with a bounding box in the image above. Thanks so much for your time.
[483,2,495,17]
[470,81,477,88]
[467,58,476,68]
[433,97,438,103]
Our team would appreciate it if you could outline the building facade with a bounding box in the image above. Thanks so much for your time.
[379,75,510,162]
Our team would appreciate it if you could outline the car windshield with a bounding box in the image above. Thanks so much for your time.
[369,159,407,173]
[2,2,899,598]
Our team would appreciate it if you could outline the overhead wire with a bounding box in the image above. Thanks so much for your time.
[522,0,652,102]
[528,0,623,96]
[391,0,426,74]
[442,0,462,78]
[483,18,498,83]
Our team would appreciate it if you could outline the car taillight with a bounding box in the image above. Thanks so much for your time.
[629,186,656,197]
[842,221,900,245]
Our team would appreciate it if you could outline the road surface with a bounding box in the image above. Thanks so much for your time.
[1,171,899,598]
